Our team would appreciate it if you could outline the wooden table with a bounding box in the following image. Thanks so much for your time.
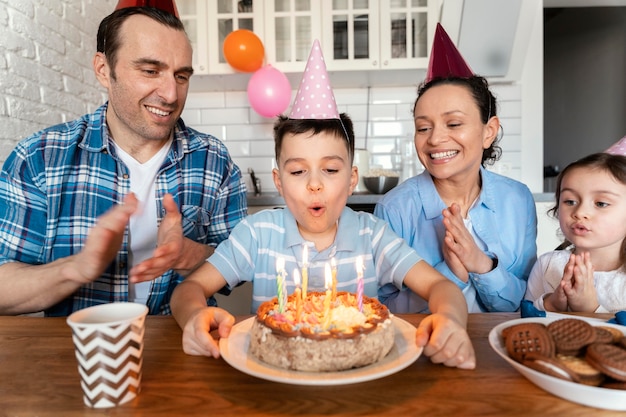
[0,313,622,416]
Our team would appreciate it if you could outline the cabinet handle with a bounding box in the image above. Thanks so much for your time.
[372,60,377,67]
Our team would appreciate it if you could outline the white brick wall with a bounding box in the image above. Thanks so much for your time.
[183,84,523,195]
[0,0,116,165]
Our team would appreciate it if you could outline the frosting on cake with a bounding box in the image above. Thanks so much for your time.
[249,291,394,372]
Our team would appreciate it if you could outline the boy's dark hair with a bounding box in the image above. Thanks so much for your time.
[273,114,356,164]
[550,152,626,267]
[414,75,502,166]
[97,7,187,80]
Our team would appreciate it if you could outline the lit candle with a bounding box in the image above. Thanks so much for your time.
[293,268,303,322]
[323,263,332,329]
[355,256,364,312]
[301,244,309,299]
[276,257,286,313]
[331,257,337,302]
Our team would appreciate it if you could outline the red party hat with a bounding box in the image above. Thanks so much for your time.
[289,39,340,120]
[425,23,473,83]
[115,0,179,18]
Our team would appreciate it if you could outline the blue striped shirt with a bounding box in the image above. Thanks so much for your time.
[209,207,422,313]
[0,103,247,316]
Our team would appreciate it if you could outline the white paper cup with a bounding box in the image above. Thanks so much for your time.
[66,302,148,408]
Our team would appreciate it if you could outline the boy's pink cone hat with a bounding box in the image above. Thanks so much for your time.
[115,0,179,17]
[606,135,626,155]
[289,39,340,120]
[425,23,474,82]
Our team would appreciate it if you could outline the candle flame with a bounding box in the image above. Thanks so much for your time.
[355,256,364,274]
[325,263,332,289]
[293,268,301,286]
[276,257,285,272]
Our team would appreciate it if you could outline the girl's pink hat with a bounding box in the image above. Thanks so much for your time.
[425,23,474,83]
[606,135,626,155]
[289,39,340,120]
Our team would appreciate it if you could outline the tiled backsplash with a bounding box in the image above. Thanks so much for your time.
[182,84,522,194]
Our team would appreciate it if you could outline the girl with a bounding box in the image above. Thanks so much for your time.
[525,153,626,313]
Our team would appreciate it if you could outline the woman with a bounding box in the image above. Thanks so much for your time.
[374,74,537,313]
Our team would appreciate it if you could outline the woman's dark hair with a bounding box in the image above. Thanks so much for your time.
[550,152,626,266]
[413,75,502,166]
[97,7,186,79]
[273,114,355,164]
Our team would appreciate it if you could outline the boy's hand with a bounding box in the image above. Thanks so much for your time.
[415,313,476,369]
[181,307,235,358]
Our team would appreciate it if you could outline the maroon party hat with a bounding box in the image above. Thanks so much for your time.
[115,0,179,17]
[425,23,473,83]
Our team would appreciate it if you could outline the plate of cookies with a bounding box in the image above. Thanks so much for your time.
[489,315,626,410]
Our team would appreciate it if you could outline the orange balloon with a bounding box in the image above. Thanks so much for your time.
[223,29,265,72]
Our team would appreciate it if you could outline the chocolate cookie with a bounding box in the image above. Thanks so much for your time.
[547,318,596,355]
[586,343,626,382]
[594,326,621,344]
[556,354,604,386]
[597,326,624,344]
[505,322,555,362]
[522,353,579,382]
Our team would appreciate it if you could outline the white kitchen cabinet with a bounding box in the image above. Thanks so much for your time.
[263,0,323,72]
[207,0,266,74]
[321,0,439,71]
[177,0,265,75]
[178,0,209,74]
[178,0,439,75]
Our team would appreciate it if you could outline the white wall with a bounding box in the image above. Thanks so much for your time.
[183,83,528,195]
[0,0,116,163]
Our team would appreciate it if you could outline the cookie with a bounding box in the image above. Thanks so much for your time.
[596,326,623,344]
[601,379,626,390]
[547,318,596,355]
[505,322,555,362]
[556,354,604,386]
[522,353,579,382]
[586,343,626,382]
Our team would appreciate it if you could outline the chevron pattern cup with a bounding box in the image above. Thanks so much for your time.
[67,302,149,408]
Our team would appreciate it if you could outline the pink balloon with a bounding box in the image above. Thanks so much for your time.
[247,65,291,118]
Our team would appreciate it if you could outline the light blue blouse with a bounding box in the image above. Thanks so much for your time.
[374,167,537,313]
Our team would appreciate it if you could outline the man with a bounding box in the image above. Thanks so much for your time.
[0,6,247,316]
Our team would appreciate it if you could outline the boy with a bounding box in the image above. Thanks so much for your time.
[171,41,476,370]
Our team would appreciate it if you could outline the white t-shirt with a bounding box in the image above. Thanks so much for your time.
[114,140,172,304]
[525,249,626,313]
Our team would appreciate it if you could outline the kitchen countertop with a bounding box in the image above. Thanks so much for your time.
[247,192,555,206]
[247,192,384,207]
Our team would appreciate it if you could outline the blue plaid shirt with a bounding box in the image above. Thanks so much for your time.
[0,103,247,316]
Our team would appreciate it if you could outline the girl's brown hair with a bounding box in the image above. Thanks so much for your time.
[550,152,626,266]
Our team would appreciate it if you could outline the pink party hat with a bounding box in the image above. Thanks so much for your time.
[289,39,340,119]
[606,135,626,155]
[115,0,179,17]
[425,23,474,83]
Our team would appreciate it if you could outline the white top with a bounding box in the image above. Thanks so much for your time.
[525,250,626,313]
[115,140,172,304]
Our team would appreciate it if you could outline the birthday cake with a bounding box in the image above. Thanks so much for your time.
[248,291,394,372]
